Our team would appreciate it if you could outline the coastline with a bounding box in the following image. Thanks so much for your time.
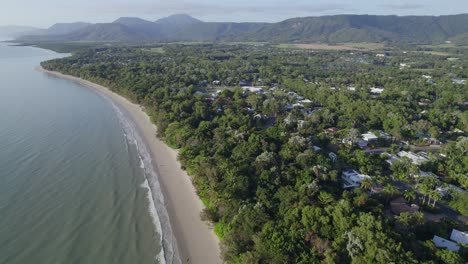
[38,66,221,264]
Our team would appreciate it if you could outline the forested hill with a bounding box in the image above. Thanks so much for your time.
[17,13,468,44]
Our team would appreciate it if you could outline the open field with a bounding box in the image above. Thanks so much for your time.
[278,42,385,51]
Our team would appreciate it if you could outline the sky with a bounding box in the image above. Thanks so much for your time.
[1,0,468,28]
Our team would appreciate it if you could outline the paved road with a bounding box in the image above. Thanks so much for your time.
[393,180,468,223]
[364,145,443,154]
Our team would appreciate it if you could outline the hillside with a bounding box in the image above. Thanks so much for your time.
[15,14,468,44]
[0,25,43,38]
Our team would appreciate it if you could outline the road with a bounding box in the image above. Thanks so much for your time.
[364,144,442,154]
[393,180,468,224]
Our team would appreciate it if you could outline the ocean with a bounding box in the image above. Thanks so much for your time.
[0,43,175,264]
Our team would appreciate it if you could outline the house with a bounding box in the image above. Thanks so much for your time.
[450,229,468,245]
[422,75,432,79]
[341,169,371,188]
[376,54,386,57]
[370,87,384,94]
[397,151,430,165]
[449,185,467,194]
[452,78,466,85]
[433,236,460,252]
[329,152,338,162]
[362,132,379,141]
[242,86,263,93]
[382,152,401,165]
[357,140,369,149]
[298,99,312,104]
[312,146,321,151]
[390,197,420,215]
[378,130,392,140]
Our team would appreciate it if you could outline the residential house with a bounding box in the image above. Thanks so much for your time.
[242,86,263,93]
[433,236,460,252]
[397,151,430,165]
[362,132,379,142]
[370,87,384,94]
[342,169,371,188]
[450,229,468,245]
[329,152,338,162]
[383,152,401,165]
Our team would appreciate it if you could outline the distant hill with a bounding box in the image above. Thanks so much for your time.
[154,14,202,27]
[43,22,92,35]
[14,14,468,44]
[0,25,43,38]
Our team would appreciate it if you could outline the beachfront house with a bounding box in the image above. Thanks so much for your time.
[433,236,460,252]
[342,169,371,188]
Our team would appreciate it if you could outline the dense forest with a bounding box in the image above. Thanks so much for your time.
[16,14,468,44]
[42,44,467,263]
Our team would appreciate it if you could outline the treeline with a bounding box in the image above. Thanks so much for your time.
[41,44,467,263]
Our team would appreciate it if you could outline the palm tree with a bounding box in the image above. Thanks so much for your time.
[414,211,424,225]
[360,178,373,191]
[430,190,443,207]
[403,189,416,203]
[382,184,399,203]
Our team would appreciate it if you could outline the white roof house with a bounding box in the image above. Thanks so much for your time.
[398,151,430,165]
[383,152,401,165]
[450,229,468,245]
[370,87,384,94]
[342,169,371,188]
[433,236,460,252]
[362,132,379,141]
[241,86,263,93]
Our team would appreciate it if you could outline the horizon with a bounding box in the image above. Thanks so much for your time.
[1,0,468,28]
[2,12,468,29]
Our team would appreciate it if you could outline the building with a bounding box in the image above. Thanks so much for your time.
[370,87,384,94]
[450,229,468,245]
[242,86,263,93]
[397,151,430,165]
[329,152,338,162]
[383,152,401,165]
[362,132,379,141]
[342,169,371,188]
[433,236,460,252]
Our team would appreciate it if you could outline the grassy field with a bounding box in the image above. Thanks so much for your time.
[277,42,385,51]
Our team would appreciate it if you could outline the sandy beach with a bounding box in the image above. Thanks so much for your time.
[38,67,221,264]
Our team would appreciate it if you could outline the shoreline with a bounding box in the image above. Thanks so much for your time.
[38,66,221,264]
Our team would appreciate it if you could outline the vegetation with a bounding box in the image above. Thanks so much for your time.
[16,14,468,44]
[41,43,467,263]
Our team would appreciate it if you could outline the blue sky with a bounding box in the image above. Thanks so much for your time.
[2,0,468,27]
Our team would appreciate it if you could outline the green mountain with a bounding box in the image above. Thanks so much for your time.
[15,14,468,44]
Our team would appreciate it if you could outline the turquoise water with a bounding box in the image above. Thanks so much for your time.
[0,43,166,264]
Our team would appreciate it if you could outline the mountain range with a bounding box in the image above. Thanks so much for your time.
[12,13,468,44]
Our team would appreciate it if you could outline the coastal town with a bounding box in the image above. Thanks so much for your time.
[41,42,468,262]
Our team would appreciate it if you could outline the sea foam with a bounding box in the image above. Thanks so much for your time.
[103,96,181,264]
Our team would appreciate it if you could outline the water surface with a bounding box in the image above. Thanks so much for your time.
[0,43,162,264]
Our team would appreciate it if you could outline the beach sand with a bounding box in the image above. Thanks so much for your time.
[38,67,221,264]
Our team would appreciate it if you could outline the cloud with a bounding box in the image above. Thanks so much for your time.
[382,4,425,10]
[93,1,347,17]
